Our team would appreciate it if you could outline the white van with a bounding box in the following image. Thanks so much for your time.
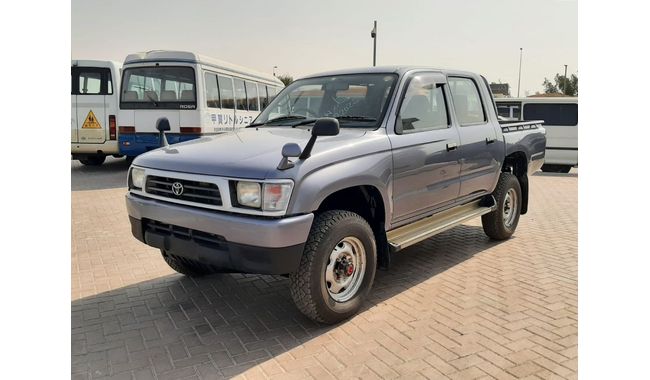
[495,97,578,173]
[71,60,123,165]
[118,51,284,157]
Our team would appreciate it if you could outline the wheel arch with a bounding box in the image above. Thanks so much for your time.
[502,151,529,214]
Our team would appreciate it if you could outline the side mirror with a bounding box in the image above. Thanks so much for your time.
[312,117,340,137]
[156,117,171,132]
[299,118,340,160]
[156,117,171,147]
[277,143,302,170]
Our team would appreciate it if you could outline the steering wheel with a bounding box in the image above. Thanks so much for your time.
[291,107,319,118]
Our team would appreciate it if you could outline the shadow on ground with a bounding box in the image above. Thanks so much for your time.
[72,224,505,379]
[71,157,132,191]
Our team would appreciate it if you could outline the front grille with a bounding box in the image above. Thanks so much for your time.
[145,175,222,206]
[144,219,227,250]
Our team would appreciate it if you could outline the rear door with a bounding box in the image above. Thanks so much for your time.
[389,72,462,222]
[72,66,113,144]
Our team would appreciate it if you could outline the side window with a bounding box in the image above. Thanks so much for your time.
[245,81,259,111]
[107,72,113,94]
[233,78,247,111]
[79,72,102,94]
[218,75,234,109]
[497,102,522,120]
[259,85,269,109]
[204,72,220,108]
[523,103,578,126]
[449,77,486,125]
[397,74,449,134]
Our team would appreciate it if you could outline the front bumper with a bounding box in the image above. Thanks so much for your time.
[126,193,314,274]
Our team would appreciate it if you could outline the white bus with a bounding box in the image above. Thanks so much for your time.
[118,51,284,157]
[71,60,122,165]
[495,97,578,173]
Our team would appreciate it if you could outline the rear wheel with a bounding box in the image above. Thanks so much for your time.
[161,250,215,277]
[79,155,106,166]
[482,172,522,240]
[541,164,571,173]
[289,210,377,324]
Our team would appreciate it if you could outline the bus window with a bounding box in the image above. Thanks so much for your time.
[72,67,112,95]
[245,81,259,111]
[233,78,247,110]
[523,103,578,126]
[205,72,220,108]
[496,102,522,120]
[218,75,234,109]
[121,66,196,108]
[268,86,280,102]
[259,85,269,109]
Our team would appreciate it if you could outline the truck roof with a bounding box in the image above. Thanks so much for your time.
[299,66,480,80]
[123,50,282,85]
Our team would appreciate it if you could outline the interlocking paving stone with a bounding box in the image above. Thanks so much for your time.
[72,165,577,379]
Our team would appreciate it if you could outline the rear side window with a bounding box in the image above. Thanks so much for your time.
[523,103,578,126]
[497,102,522,120]
[72,67,113,95]
[245,81,259,111]
[448,77,486,125]
[218,75,234,109]
[204,72,220,108]
[397,73,449,134]
[233,78,247,111]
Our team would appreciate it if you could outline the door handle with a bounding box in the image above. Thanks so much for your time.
[446,142,458,152]
[485,137,496,144]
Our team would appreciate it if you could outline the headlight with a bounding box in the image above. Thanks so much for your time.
[263,183,293,211]
[236,181,261,208]
[130,167,145,189]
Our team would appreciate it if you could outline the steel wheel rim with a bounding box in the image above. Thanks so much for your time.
[503,188,518,227]
[325,236,366,302]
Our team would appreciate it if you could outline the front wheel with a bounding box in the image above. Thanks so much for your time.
[289,210,377,324]
[482,172,522,240]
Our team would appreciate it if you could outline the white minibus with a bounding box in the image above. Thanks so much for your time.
[495,97,578,173]
[71,60,122,165]
[118,51,284,157]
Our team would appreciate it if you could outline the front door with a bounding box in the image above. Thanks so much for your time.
[72,67,112,144]
[389,72,462,223]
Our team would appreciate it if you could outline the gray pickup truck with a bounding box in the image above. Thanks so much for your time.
[126,67,546,324]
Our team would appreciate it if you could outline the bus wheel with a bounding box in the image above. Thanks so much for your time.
[79,155,106,166]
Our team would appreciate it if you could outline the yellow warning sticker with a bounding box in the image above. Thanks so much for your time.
[82,110,102,129]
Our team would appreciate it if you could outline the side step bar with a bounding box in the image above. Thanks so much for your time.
[387,196,496,252]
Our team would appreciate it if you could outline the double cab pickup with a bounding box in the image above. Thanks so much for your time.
[126,67,546,323]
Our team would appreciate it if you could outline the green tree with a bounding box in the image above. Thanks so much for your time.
[542,73,578,96]
[277,74,294,86]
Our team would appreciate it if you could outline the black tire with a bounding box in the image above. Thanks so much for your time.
[79,155,106,166]
[541,164,571,173]
[289,210,377,324]
[161,250,214,277]
[482,172,522,240]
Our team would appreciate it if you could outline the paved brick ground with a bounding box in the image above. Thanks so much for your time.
[72,165,577,380]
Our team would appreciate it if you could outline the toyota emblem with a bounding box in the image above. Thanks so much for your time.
[171,182,184,196]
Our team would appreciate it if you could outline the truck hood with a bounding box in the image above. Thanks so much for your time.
[132,127,370,179]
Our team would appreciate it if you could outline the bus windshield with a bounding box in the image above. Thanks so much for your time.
[120,66,196,109]
[253,73,398,128]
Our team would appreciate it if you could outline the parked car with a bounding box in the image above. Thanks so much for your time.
[495,97,577,173]
[125,67,546,323]
[71,60,122,165]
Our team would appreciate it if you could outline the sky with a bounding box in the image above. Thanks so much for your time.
[72,0,577,96]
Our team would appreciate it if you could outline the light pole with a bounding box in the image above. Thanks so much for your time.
[273,66,278,77]
[517,48,523,97]
[371,20,377,66]
[563,64,568,94]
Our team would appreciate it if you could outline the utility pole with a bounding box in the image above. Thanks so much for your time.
[563,64,568,94]
[517,48,523,97]
[371,21,377,67]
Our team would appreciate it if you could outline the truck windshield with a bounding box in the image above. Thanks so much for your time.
[253,73,398,128]
[120,66,196,109]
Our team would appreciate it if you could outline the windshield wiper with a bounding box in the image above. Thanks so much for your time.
[335,115,377,122]
[145,93,158,107]
[247,115,307,128]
